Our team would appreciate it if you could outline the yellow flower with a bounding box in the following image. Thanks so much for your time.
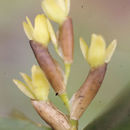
[42,0,70,25]
[23,14,57,47]
[13,65,50,101]
[80,34,117,68]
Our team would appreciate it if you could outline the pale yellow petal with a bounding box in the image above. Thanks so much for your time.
[23,22,33,40]
[42,0,67,24]
[105,40,117,63]
[31,65,50,101]
[20,73,35,94]
[13,79,35,99]
[88,34,106,67]
[46,19,58,48]
[31,65,49,88]
[26,16,34,32]
[80,37,88,60]
[65,0,70,15]
[64,63,71,85]
[33,14,50,46]
[34,87,49,101]
[56,0,66,12]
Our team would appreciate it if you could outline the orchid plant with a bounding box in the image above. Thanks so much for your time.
[13,0,117,130]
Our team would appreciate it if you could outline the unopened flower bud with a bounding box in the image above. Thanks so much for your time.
[42,0,70,25]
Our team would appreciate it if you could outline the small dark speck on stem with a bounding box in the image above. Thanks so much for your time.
[55,93,58,96]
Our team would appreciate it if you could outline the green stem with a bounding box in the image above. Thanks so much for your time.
[55,46,71,85]
[55,46,63,59]
[70,119,78,130]
[64,63,71,85]
[59,92,70,113]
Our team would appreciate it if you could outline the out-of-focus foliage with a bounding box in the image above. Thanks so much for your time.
[0,118,51,130]
[84,84,130,130]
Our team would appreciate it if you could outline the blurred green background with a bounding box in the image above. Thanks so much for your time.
[0,0,130,129]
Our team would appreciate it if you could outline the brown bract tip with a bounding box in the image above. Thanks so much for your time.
[70,64,107,120]
[31,100,71,130]
[58,17,74,64]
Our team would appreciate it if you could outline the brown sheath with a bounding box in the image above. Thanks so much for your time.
[31,100,71,130]
[70,64,107,120]
[30,40,65,95]
[58,17,74,64]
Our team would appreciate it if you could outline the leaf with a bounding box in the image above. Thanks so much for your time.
[84,84,130,130]
[0,118,52,130]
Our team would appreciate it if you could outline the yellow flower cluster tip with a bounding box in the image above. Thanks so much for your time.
[42,0,70,25]
[80,34,117,68]
[13,65,50,101]
[23,14,57,47]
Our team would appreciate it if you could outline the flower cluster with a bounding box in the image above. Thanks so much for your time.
[13,0,117,129]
